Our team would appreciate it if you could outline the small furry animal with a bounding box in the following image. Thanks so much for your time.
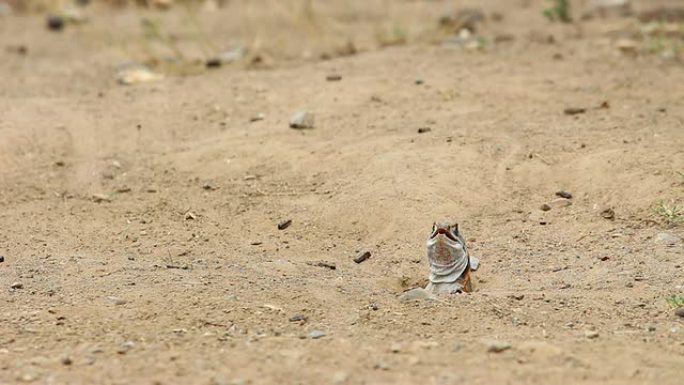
[425,220,479,293]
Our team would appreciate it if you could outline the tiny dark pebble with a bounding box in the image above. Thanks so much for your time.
[564,107,586,115]
[417,127,432,134]
[61,357,72,366]
[47,15,65,31]
[54,160,65,167]
[598,101,610,109]
[11,282,23,289]
[675,307,684,318]
[555,191,572,199]
[598,256,610,261]
[540,203,551,211]
[205,58,222,68]
[250,241,263,246]
[600,208,615,220]
[326,74,342,81]
[289,314,307,322]
[510,294,525,300]
[353,251,371,264]
[0,256,4,263]
[316,261,336,270]
[415,79,424,85]
[277,219,292,230]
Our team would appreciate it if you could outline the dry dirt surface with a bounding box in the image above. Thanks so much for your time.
[1,0,684,384]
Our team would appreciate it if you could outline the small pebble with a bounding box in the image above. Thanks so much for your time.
[277,219,292,230]
[107,296,127,305]
[61,356,72,366]
[117,341,135,354]
[510,294,525,300]
[308,330,326,339]
[675,308,684,318]
[585,330,599,339]
[205,58,222,68]
[655,232,680,244]
[600,208,615,220]
[540,203,551,211]
[482,339,511,353]
[417,127,432,134]
[326,74,342,81]
[564,107,586,115]
[556,191,572,199]
[47,14,65,31]
[289,111,315,129]
[0,256,4,263]
[353,251,371,264]
[548,197,571,208]
[10,282,23,289]
[316,261,336,270]
[289,314,307,322]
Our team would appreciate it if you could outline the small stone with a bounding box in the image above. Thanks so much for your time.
[250,113,265,122]
[598,256,610,261]
[316,261,336,270]
[47,15,65,31]
[184,212,197,220]
[353,251,371,264]
[277,219,292,230]
[289,111,315,129]
[548,198,572,208]
[564,107,586,115]
[540,203,551,211]
[205,58,222,68]
[202,181,217,191]
[482,339,511,353]
[647,325,656,332]
[390,343,402,353]
[556,191,572,199]
[600,208,615,220]
[10,282,23,289]
[308,330,326,339]
[655,232,680,244]
[417,127,432,134]
[117,66,163,85]
[510,294,525,300]
[219,47,244,63]
[61,356,72,366]
[0,256,4,263]
[289,314,307,322]
[91,193,111,203]
[107,296,127,305]
[326,74,342,81]
[616,38,638,54]
[675,308,684,318]
[398,288,434,302]
[584,330,599,339]
[117,341,135,354]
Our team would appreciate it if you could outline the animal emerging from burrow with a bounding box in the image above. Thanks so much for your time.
[425,220,479,293]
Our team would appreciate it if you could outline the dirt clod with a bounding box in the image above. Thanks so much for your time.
[564,107,586,115]
[600,208,615,220]
[289,111,315,129]
[46,15,64,31]
[277,219,292,230]
[353,251,371,264]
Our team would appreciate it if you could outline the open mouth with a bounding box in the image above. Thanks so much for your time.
[429,226,458,241]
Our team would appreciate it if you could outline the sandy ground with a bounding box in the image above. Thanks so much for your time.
[1,0,684,384]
